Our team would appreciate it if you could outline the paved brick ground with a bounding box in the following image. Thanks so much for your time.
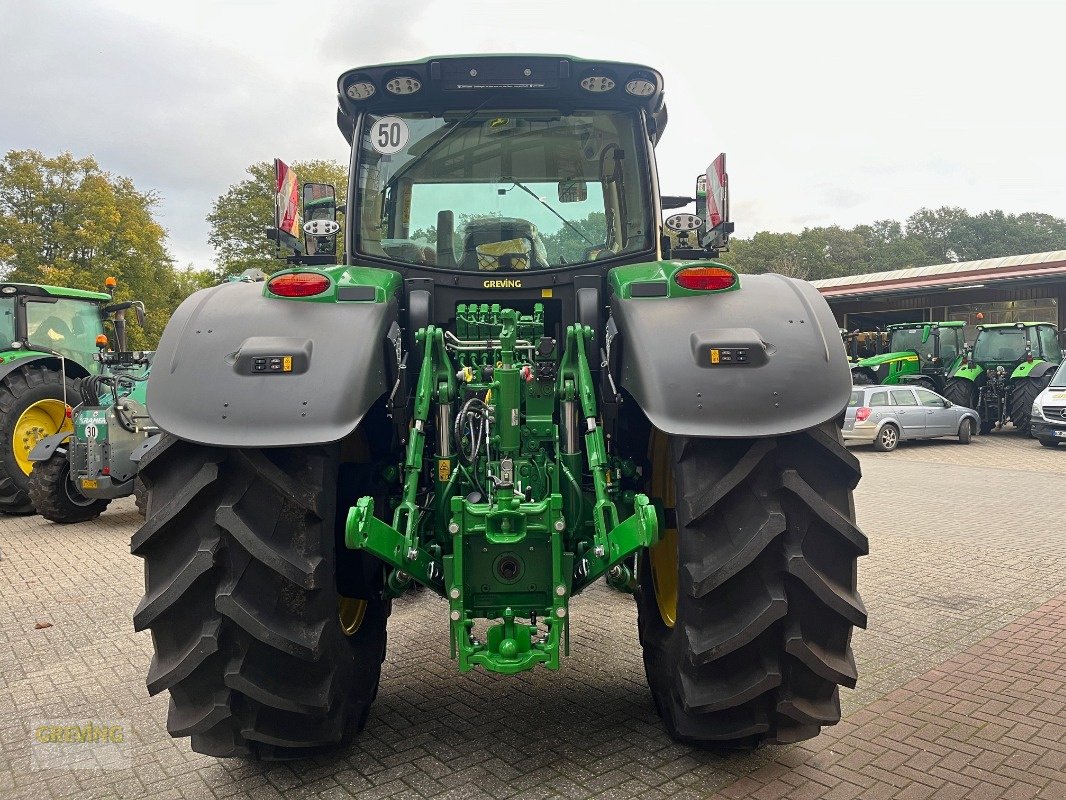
[0,434,1063,799]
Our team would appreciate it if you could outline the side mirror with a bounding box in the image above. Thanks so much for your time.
[302,183,339,260]
[557,180,587,203]
[699,153,733,252]
[943,399,952,408]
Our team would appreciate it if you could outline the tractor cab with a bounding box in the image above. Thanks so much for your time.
[969,322,1062,369]
[0,283,112,372]
[850,321,965,389]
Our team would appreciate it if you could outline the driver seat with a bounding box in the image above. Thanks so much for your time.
[461,217,549,271]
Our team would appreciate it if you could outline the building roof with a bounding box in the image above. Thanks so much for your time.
[811,250,1066,299]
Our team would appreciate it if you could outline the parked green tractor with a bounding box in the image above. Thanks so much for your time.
[134,55,867,758]
[850,322,965,391]
[942,322,1063,435]
[0,280,137,514]
[26,299,153,523]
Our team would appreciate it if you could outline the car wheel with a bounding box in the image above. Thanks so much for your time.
[958,418,974,444]
[873,423,899,452]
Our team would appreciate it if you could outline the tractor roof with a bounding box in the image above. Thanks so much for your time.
[887,321,965,330]
[336,54,668,144]
[976,322,1054,330]
[0,283,110,301]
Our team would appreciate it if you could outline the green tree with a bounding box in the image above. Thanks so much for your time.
[208,159,347,279]
[0,149,210,348]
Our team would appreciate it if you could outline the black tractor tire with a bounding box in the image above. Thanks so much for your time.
[27,451,111,523]
[133,477,147,518]
[942,377,975,409]
[1038,438,1059,448]
[957,418,974,444]
[0,365,80,515]
[637,422,867,748]
[850,367,876,386]
[132,434,389,759]
[1010,377,1050,437]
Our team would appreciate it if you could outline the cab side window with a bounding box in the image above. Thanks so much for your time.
[1038,326,1062,362]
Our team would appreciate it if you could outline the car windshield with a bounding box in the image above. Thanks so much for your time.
[353,109,652,271]
[888,328,934,359]
[973,329,1027,362]
[1051,361,1066,388]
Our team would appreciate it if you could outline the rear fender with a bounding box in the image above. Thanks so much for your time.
[610,271,852,438]
[1011,359,1057,380]
[28,431,72,462]
[147,281,398,447]
[951,363,984,382]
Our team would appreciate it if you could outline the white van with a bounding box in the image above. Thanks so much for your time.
[1031,361,1066,447]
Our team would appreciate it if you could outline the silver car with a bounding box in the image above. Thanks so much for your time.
[843,385,980,452]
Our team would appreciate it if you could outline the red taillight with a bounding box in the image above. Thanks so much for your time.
[855,407,871,422]
[674,266,737,291]
[268,272,330,297]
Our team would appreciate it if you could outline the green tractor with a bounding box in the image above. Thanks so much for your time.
[135,55,867,758]
[850,321,965,391]
[0,280,136,514]
[942,322,1063,435]
[26,299,153,523]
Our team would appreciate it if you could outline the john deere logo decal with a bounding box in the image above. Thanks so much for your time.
[483,279,522,288]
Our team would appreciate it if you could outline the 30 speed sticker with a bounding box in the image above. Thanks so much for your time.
[370,116,409,155]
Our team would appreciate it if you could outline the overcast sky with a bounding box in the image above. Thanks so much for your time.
[2,0,1064,269]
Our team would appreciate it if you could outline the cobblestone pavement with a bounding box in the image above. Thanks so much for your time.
[0,434,1063,799]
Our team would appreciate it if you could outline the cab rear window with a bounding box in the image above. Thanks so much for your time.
[849,390,863,407]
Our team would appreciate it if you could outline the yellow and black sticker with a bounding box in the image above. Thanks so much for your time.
[710,349,720,365]
[82,478,98,489]
[438,459,451,482]
[282,356,293,372]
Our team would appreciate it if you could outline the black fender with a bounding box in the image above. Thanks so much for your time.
[147,281,398,447]
[28,430,72,462]
[0,354,93,384]
[1023,360,1060,381]
[610,273,851,438]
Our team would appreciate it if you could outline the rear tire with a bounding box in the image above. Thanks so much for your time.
[873,423,899,452]
[132,434,388,759]
[1039,438,1059,448]
[942,377,975,410]
[1010,376,1050,437]
[957,418,973,444]
[850,367,876,386]
[27,451,111,523]
[133,477,147,518]
[637,422,867,747]
[0,365,79,514]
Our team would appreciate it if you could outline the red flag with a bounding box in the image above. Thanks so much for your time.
[274,159,300,248]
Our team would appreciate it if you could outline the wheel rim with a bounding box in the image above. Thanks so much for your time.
[881,427,897,448]
[14,399,72,476]
[338,597,367,635]
[62,465,99,507]
[648,431,678,628]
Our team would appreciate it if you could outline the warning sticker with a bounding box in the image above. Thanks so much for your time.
[710,349,720,365]
[370,116,409,155]
[438,459,452,482]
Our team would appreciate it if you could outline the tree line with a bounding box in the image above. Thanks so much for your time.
[716,208,1066,281]
[6,149,1066,348]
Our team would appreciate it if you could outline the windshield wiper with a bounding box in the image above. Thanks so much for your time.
[387,94,498,186]
[506,179,595,246]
